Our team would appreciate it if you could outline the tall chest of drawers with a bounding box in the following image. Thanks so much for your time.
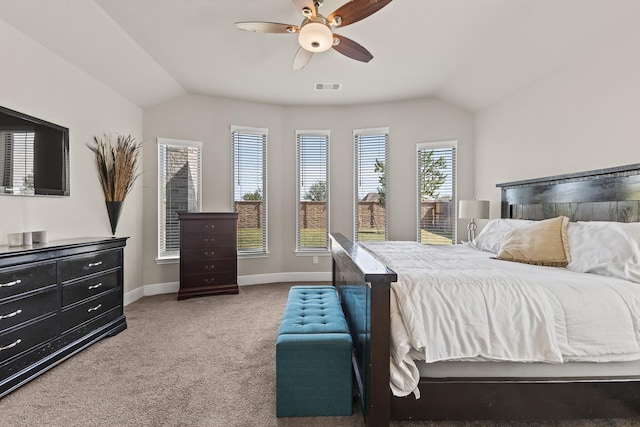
[178,212,238,300]
[0,237,127,398]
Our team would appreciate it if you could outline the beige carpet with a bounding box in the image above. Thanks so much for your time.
[1,282,639,427]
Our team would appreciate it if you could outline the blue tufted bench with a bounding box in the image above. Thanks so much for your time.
[276,285,353,417]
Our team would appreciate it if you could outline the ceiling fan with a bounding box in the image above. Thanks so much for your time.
[235,0,392,70]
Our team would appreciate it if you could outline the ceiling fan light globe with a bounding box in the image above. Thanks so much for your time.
[298,22,333,52]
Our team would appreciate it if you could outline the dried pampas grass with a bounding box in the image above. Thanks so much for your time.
[87,134,142,202]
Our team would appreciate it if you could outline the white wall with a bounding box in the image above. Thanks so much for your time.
[0,20,144,294]
[475,22,640,218]
[143,95,474,287]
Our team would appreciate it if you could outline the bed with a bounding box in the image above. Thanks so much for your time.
[330,163,640,426]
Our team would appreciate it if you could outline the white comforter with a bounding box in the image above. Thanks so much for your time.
[360,242,640,398]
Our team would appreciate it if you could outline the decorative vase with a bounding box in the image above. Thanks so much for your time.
[105,200,123,236]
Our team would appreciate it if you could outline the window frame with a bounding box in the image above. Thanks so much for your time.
[353,127,389,242]
[295,129,330,254]
[416,140,457,245]
[231,125,268,257]
[156,137,202,261]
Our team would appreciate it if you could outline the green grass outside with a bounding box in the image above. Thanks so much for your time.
[237,228,263,250]
[420,229,453,245]
[239,227,453,249]
[297,228,327,248]
[357,229,386,242]
[238,227,329,250]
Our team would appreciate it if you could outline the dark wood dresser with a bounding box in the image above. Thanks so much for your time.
[178,212,238,300]
[0,237,127,398]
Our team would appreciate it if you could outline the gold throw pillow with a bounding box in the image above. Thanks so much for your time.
[495,216,570,267]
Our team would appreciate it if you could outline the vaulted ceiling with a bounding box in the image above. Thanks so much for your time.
[1,0,638,110]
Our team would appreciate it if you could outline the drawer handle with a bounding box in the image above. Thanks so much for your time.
[0,339,22,352]
[204,224,215,229]
[88,282,103,290]
[204,251,215,256]
[0,309,22,320]
[87,304,102,313]
[0,279,21,288]
[204,238,215,243]
[204,265,215,270]
[87,261,103,268]
[204,278,215,284]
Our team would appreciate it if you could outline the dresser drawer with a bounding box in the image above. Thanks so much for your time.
[180,247,237,261]
[182,219,236,235]
[0,314,57,364]
[0,262,56,301]
[182,259,236,275]
[60,250,121,282]
[181,232,236,249]
[0,287,57,333]
[61,289,121,332]
[62,271,119,307]
[180,272,237,289]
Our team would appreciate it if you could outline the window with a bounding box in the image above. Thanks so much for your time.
[417,141,457,245]
[354,128,388,242]
[0,129,35,195]
[232,126,268,255]
[157,138,202,259]
[296,130,329,252]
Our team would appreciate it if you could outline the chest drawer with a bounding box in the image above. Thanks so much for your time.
[0,287,57,333]
[180,272,237,289]
[182,219,236,235]
[60,250,121,282]
[180,247,237,261]
[0,314,57,364]
[62,271,119,307]
[0,262,56,301]
[182,259,236,275]
[61,290,121,332]
[181,232,236,249]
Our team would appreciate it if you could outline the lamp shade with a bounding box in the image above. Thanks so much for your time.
[298,22,333,52]
[459,200,490,219]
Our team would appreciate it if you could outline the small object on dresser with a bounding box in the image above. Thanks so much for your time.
[7,233,23,247]
[32,230,48,243]
[22,232,32,246]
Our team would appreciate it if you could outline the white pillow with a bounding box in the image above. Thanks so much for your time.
[467,218,535,253]
[566,221,640,283]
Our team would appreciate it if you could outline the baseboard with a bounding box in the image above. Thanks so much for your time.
[124,272,331,306]
[237,272,331,286]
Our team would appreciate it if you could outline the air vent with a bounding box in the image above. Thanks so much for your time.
[315,83,342,91]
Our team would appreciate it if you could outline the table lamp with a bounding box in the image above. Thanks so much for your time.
[459,199,490,242]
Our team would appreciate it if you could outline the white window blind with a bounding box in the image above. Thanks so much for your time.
[354,128,388,242]
[0,129,35,194]
[232,126,268,254]
[296,130,329,251]
[417,142,457,245]
[157,138,202,259]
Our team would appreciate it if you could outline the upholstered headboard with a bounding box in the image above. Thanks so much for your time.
[496,164,640,222]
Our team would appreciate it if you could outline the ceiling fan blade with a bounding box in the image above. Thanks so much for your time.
[235,22,299,34]
[332,34,373,62]
[293,48,314,70]
[292,0,316,18]
[328,0,392,28]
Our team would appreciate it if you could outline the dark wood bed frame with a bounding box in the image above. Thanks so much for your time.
[330,163,640,427]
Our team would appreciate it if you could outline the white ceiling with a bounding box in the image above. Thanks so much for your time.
[1,0,638,110]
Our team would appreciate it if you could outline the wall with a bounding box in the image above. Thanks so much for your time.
[475,22,640,218]
[0,20,144,295]
[143,95,474,287]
